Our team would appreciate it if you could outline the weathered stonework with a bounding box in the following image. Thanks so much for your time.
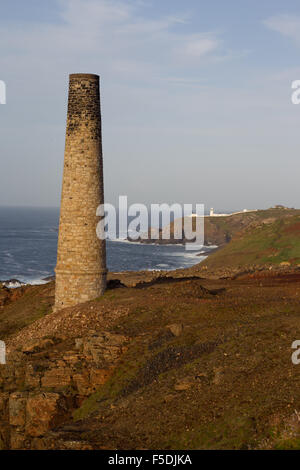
[0,332,128,449]
[54,74,107,310]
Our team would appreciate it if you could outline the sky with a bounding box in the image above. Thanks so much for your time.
[0,0,300,211]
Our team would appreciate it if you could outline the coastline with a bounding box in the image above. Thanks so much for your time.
[0,244,219,289]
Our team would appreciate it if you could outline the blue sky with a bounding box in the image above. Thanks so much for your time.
[1,0,300,210]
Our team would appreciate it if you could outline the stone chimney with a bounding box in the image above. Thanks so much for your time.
[54,73,107,311]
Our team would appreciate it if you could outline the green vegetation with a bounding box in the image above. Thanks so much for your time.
[0,283,54,339]
[203,213,300,269]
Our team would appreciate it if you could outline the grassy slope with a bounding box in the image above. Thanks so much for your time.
[202,211,300,269]
[69,274,300,450]
[178,208,300,247]
[1,269,300,449]
[0,282,54,339]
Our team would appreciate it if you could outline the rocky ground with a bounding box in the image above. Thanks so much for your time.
[1,264,300,450]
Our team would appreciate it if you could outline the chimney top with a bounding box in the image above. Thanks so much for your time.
[69,73,99,80]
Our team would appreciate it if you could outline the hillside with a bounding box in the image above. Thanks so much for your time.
[201,212,300,270]
[1,208,300,450]
[1,266,300,450]
[139,208,300,247]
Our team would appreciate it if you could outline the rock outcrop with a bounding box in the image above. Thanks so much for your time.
[0,331,128,449]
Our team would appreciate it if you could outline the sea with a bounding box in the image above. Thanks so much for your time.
[0,207,212,286]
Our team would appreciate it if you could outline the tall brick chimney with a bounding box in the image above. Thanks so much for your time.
[54,73,107,311]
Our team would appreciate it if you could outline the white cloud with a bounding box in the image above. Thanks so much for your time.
[264,14,300,43]
[3,0,288,209]
[59,0,133,26]
[0,0,225,86]
[183,37,219,57]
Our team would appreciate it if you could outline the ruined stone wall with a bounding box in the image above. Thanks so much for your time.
[55,74,106,310]
[0,332,128,449]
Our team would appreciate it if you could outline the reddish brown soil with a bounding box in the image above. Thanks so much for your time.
[1,267,300,449]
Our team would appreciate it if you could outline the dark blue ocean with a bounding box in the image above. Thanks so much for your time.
[0,207,209,284]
